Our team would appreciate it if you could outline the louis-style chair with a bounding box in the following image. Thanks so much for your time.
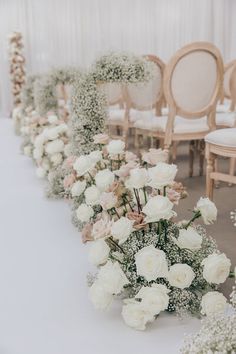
[127,55,166,148]
[141,42,224,176]
[56,83,72,121]
[216,59,236,128]
[205,64,236,199]
[99,82,126,140]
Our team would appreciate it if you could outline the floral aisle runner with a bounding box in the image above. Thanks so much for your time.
[11,50,236,350]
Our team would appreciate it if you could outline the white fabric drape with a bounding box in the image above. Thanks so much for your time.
[0,0,236,117]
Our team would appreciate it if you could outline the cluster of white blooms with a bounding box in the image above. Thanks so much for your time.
[33,121,69,178]
[70,53,155,156]
[64,136,231,330]
[181,275,236,353]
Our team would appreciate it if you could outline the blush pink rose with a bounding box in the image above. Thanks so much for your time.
[63,174,76,188]
[93,133,109,145]
[99,192,118,210]
[125,151,138,162]
[142,148,168,165]
[81,223,93,243]
[65,156,77,168]
[91,214,114,240]
[115,161,138,178]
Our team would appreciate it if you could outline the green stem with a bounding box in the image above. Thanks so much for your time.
[184,211,201,229]
[107,237,125,254]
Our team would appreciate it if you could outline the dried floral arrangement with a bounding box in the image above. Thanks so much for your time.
[64,135,233,330]
[8,31,26,107]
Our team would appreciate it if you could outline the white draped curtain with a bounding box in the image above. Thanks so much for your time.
[0,0,236,116]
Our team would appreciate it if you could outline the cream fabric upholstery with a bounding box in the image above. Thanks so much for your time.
[216,112,236,127]
[205,128,236,147]
[99,83,123,105]
[108,108,153,123]
[134,115,209,133]
[126,64,162,109]
[216,102,231,113]
[171,51,217,112]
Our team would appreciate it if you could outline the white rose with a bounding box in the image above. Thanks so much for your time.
[33,147,44,160]
[85,186,101,206]
[201,291,227,316]
[97,261,129,295]
[174,227,202,251]
[47,114,58,124]
[89,150,103,164]
[99,192,118,210]
[71,180,86,197]
[64,143,72,157]
[23,145,32,156]
[142,196,176,223]
[34,134,47,148]
[88,239,110,266]
[95,169,115,191]
[73,156,95,177]
[168,264,195,289]
[196,197,217,225]
[107,140,125,156]
[45,139,64,155]
[111,217,134,244]
[125,168,149,189]
[55,123,68,134]
[76,204,94,222]
[89,280,113,311]
[36,166,46,178]
[136,284,170,315]
[201,253,231,284]
[122,299,154,330]
[43,127,59,140]
[41,157,50,171]
[135,245,168,281]
[147,162,178,189]
[50,152,63,166]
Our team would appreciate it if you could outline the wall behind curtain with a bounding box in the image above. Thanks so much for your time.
[0,0,235,116]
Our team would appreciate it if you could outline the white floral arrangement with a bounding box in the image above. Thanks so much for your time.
[34,67,81,115]
[8,31,26,107]
[62,135,233,331]
[70,53,155,156]
[181,272,236,353]
[32,117,70,179]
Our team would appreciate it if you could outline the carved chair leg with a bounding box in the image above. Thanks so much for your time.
[199,139,205,176]
[214,158,220,188]
[206,152,215,200]
[172,141,178,161]
[229,157,236,186]
[189,140,195,177]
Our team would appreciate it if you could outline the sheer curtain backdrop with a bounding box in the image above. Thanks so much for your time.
[0,0,236,116]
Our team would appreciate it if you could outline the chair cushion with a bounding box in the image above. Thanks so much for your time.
[134,115,209,133]
[205,128,236,147]
[108,108,125,121]
[216,103,231,113]
[216,112,236,127]
[108,108,155,123]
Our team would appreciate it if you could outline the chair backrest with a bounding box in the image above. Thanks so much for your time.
[229,64,236,111]
[98,82,124,107]
[164,42,223,127]
[223,60,236,99]
[125,55,165,115]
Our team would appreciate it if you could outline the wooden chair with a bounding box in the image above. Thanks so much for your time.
[56,83,72,121]
[206,64,236,198]
[127,55,165,148]
[216,60,236,128]
[146,42,223,176]
[99,82,125,139]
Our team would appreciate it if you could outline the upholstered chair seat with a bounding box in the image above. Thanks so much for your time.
[205,128,236,147]
[215,112,236,127]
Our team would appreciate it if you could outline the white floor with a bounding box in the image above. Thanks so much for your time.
[0,118,200,354]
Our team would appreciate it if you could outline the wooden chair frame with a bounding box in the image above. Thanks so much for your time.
[206,64,236,198]
[147,43,223,176]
